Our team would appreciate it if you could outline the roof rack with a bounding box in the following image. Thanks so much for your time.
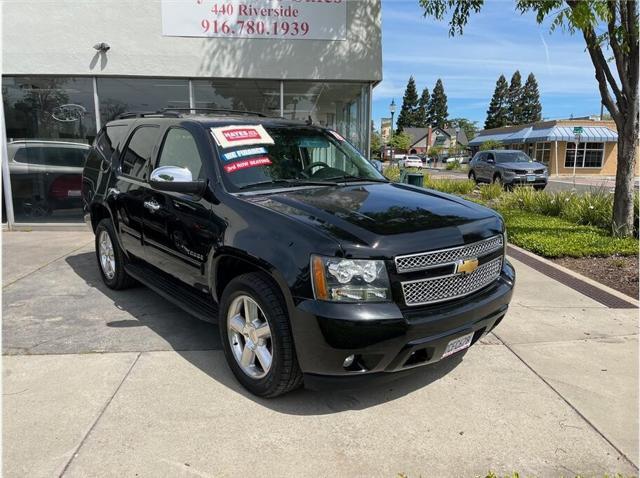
[162,108,269,118]
[116,108,270,120]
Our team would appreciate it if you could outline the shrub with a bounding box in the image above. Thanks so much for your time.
[384,164,401,182]
[478,183,503,201]
[424,177,476,195]
[445,160,461,170]
[560,188,612,230]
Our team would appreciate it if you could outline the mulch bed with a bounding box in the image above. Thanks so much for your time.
[552,255,639,299]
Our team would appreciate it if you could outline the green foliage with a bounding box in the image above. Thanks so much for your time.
[383,164,401,182]
[370,130,382,158]
[445,160,461,170]
[497,210,638,257]
[480,140,503,151]
[427,78,449,128]
[416,87,430,127]
[478,183,503,201]
[424,177,476,195]
[485,75,510,129]
[396,76,420,132]
[428,145,443,158]
[389,132,413,152]
[507,70,523,125]
[521,73,542,123]
[448,117,478,140]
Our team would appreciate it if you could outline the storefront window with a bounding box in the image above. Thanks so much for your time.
[283,82,369,154]
[565,142,604,168]
[3,76,96,222]
[534,142,550,165]
[98,78,190,123]
[193,79,280,116]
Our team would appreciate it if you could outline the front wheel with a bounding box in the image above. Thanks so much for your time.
[219,272,303,397]
[468,171,477,183]
[534,185,546,191]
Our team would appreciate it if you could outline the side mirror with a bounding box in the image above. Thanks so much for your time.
[487,158,495,164]
[149,166,206,195]
[370,159,383,173]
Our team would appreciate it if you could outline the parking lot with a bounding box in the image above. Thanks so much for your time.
[3,230,638,477]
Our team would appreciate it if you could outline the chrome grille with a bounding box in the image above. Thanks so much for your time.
[395,236,504,273]
[401,257,503,306]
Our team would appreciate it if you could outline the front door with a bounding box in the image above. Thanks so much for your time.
[143,126,213,289]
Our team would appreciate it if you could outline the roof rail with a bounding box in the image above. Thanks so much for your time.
[116,110,183,119]
[160,108,269,118]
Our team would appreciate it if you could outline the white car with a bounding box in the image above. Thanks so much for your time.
[402,155,424,168]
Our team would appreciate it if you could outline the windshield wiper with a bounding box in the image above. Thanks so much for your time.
[323,175,389,184]
[238,179,338,191]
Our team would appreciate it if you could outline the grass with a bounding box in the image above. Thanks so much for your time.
[498,209,639,257]
[424,176,476,195]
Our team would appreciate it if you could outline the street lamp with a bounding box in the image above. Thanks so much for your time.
[389,99,396,160]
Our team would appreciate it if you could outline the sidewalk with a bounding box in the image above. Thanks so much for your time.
[2,231,638,477]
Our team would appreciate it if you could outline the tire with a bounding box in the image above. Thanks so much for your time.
[534,185,546,191]
[219,272,303,398]
[493,174,507,189]
[468,171,477,183]
[95,218,136,290]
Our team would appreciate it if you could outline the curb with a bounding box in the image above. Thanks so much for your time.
[507,244,638,308]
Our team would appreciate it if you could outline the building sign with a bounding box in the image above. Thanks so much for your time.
[161,0,347,40]
[380,118,391,143]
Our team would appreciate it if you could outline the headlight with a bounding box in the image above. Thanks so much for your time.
[503,169,516,177]
[311,255,391,302]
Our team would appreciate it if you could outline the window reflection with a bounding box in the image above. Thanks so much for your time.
[3,76,95,222]
[192,79,280,116]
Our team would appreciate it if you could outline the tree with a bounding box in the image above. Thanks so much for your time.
[449,117,478,140]
[388,131,413,152]
[521,72,542,123]
[426,78,449,128]
[416,87,430,127]
[396,76,420,132]
[507,70,524,124]
[480,140,503,151]
[485,75,509,129]
[419,0,639,236]
[370,130,382,159]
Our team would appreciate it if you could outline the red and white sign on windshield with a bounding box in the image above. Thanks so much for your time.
[161,0,347,41]
[210,125,275,149]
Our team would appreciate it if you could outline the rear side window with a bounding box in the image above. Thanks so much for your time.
[157,128,204,179]
[121,126,159,179]
[13,146,88,167]
[96,125,127,162]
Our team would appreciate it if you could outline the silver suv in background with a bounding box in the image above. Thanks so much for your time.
[468,150,548,190]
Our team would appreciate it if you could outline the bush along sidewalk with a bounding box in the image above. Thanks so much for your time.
[382,168,639,258]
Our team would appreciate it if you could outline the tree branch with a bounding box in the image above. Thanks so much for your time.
[607,1,630,95]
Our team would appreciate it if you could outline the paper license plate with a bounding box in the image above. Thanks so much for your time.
[526,175,536,182]
[442,332,474,358]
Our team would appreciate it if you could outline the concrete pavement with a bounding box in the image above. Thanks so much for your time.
[2,231,638,477]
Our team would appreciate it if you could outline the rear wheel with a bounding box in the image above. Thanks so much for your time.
[219,272,303,397]
[95,218,136,290]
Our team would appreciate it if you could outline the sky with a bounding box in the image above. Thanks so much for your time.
[372,0,604,132]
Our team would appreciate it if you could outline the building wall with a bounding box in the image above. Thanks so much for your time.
[2,0,382,82]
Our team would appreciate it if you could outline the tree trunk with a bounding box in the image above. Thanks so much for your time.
[612,113,638,237]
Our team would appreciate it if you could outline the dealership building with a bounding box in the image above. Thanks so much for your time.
[1,0,382,227]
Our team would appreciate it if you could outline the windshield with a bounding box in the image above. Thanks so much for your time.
[213,126,386,191]
[495,151,534,163]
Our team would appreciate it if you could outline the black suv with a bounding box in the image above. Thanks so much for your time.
[82,110,515,397]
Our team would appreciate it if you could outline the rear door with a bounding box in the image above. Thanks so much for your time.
[113,125,160,259]
[142,125,213,288]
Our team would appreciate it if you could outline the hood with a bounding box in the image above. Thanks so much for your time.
[499,161,546,171]
[242,182,503,257]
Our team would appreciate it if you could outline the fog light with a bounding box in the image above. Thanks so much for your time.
[343,355,355,368]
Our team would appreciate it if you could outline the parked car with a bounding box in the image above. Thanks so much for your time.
[83,110,515,397]
[7,140,90,217]
[468,150,548,190]
[402,155,424,168]
[444,155,471,165]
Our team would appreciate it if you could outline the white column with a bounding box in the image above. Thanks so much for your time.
[93,77,101,131]
[188,79,195,113]
[1,100,16,228]
[554,141,559,177]
[280,81,284,118]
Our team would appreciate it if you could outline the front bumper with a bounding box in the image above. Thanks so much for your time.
[290,260,515,389]
[504,174,548,186]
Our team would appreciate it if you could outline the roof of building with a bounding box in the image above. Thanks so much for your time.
[403,126,469,148]
[469,119,618,146]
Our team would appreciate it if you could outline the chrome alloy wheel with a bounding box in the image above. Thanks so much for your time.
[227,295,273,379]
[98,230,116,280]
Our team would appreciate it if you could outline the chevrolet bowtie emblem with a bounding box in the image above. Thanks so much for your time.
[455,258,479,275]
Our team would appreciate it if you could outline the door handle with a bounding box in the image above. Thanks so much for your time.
[144,199,161,212]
